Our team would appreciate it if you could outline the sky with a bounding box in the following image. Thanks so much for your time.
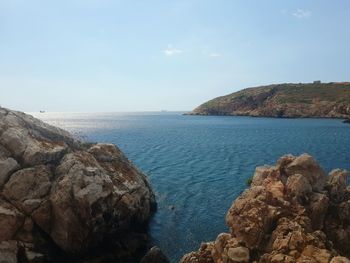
[0,0,350,112]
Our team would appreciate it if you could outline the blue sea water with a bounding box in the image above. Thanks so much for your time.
[33,112,350,262]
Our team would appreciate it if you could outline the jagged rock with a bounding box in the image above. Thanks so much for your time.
[0,107,156,261]
[181,154,350,263]
[180,242,214,263]
[225,185,282,249]
[298,245,333,262]
[286,174,312,200]
[327,169,348,202]
[307,193,329,230]
[251,166,274,187]
[285,154,327,192]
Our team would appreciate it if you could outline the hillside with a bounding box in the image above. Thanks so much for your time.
[189,82,350,118]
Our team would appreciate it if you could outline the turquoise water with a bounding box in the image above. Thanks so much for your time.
[34,112,350,262]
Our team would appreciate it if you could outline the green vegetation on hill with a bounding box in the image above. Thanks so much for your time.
[190,82,350,118]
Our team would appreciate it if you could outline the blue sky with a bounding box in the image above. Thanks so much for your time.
[1,0,349,112]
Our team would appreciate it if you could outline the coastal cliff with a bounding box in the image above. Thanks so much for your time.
[180,154,350,263]
[189,82,350,118]
[0,107,157,262]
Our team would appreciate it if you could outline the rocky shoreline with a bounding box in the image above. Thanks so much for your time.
[189,82,350,119]
[1,107,349,262]
[0,107,163,262]
[180,154,350,263]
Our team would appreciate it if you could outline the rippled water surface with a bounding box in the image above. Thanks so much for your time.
[32,112,350,262]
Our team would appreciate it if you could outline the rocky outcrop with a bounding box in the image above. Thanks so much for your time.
[0,107,156,262]
[180,154,350,263]
[189,82,350,118]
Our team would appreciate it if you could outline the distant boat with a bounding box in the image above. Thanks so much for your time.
[39,110,45,113]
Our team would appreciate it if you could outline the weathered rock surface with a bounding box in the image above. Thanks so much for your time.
[0,107,156,262]
[180,154,350,263]
[189,82,350,119]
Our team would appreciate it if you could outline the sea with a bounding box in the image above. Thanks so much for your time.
[32,112,350,262]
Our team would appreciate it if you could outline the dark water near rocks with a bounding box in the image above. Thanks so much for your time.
[33,112,350,262]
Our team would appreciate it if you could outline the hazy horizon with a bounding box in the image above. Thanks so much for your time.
[1,0,350,112]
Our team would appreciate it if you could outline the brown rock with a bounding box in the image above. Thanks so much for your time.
[251,166,275,187]
[307,193,329,230]
[331,257,350,263]
[327,169,348,202]
[227,246,249,262]
[285,154,327,192]
[226,185,281,248]
[181,154,350,263]
[298,245,332,262]
[286,174,312,200]
[180,242,214,263]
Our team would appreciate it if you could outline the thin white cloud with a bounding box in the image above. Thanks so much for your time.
[292,9,311,19]
[209,53,221,58]
[162,45,183,56]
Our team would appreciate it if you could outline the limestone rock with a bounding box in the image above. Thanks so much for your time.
[3,165,52,205]
[0,107,156,261]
